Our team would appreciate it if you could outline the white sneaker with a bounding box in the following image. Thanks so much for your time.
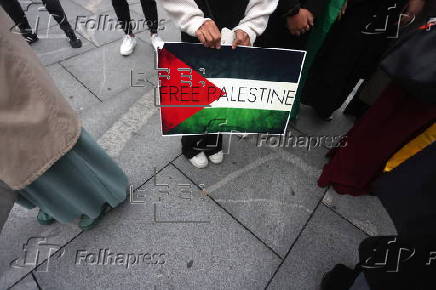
[151,34,164,50]
[120,35,137,56]
[189,152,208,169]
[208,151,224,164]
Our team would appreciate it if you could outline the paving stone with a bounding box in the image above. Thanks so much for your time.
[80,86,147,139]
[291,81,364,140]
[46,63,101,112]
[74,11,124,47]
[115,109,181,189]
[78,86,170,189]
[31,25,94,66]
[0,205,80,289]
[74,9,146,47]
[173,131,329,189]
[172,133,328,257]
[291,104,354,142]
[258,127,331,170]
[33,166,281,289]
[322,188,397,236]
[61,39,155,100]
[17,0,90,33]
[9,274,38,290]
[268,205,367,290]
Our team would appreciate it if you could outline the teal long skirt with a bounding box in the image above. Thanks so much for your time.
[17,129,128,223]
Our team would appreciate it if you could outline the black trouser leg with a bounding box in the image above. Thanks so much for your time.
[181,135,203,159]
[112,0,132,35]
[40,0,75,37]
[139,0,158,34]
[181,134,223,159]
[0,0,33,32]
[203,134,222,156]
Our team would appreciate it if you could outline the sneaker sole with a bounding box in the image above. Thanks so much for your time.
[120,46,136,56]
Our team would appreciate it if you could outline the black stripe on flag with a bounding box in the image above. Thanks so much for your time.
[163,43,305,83]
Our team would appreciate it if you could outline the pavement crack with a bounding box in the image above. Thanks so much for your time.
[264,189,326,290]
[58,62,103,103]
[31,272,43,290]
[8,229,85,290]
[170,162,284,261]
[322,201,372,237]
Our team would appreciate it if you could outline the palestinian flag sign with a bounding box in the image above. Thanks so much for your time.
[157,43,306,135]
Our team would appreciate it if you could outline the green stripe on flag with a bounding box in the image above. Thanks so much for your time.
[290,0,347,119]
[168,108,290,134]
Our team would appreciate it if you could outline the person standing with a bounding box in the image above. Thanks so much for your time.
[158,0,278,168]
[255,0,332,49]
[256,0,348,121]
[0,8,128,230]
[112,0,159,55]
[0,0,82,47]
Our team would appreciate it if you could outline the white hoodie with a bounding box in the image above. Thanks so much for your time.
[159,0,279,45]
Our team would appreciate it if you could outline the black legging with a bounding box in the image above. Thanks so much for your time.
[181,134,223,159]
[0,0,75,36]
[112,0,158,35]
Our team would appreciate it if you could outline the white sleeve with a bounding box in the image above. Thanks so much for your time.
[233,0,279,45]
[159,0,211,37]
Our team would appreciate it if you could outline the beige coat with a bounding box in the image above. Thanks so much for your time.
[0,9,81,190]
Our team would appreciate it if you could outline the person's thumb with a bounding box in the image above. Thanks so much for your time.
[232,33,240,49]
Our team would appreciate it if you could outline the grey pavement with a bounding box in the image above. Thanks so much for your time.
[0,1,396,289]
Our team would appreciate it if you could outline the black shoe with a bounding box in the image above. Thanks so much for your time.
[321,264,360,290]
[22,32,38,44]
[315,110,334,122]
[66,31,82,48]
[69,37,82,48]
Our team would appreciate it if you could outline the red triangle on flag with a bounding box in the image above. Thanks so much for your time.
[158,48,225,133]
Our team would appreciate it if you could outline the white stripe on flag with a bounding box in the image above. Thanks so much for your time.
[207,78,298,111]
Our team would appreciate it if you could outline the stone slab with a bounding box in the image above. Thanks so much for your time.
[33,166,281,289]
[322,188,397,236]
[268,205,367,290]
[9,274,38,290]
[31,25,94,66]
[0,205,81,289]
[79,86,146,138]
[172,133,329,257]
[46,63,101,113]
[60,38,155,100]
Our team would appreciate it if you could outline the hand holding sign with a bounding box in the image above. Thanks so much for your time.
[196,20,221,49]
[232,30,251,49]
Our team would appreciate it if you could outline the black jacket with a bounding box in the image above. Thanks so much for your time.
[277,0,330,18]
[182,0,250,43]
[255,0,331,49]
[193,0,249,29]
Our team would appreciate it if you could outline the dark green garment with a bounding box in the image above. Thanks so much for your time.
[290,0,347,119]
[17,129,128,223]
